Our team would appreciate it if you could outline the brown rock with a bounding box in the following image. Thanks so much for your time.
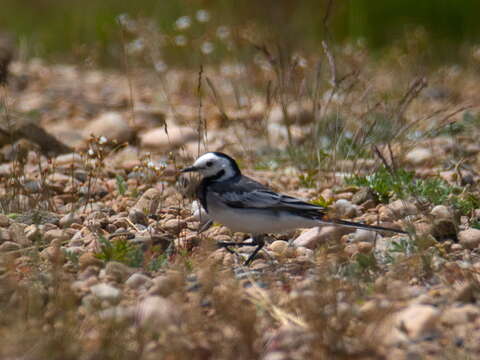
[9,223,31,246]
[163,219,187,233]
[441,305,480,326]
[293,226,354,249]
[44,229,69,243]
[376,305,440,345]
[105,261,133,282]
[129,188,161,225]
[458,228,480,249]
[140,125,198,150]
[84,112,132,143]
[380,200,417,221]
[352,187,378,205]
[79,252,103,270]
[0,214,11,227]
[0,241,21,252]
[137,296,180,328]
[357,241,374,253]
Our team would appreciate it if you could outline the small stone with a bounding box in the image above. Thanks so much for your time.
[55,153,83,167]
[332,199,358,218]
[293,226,354,249]
[59,212,82,228]
[263,351,288,360]
[105,261,133,282]
[344,243,358,256]
[414,222,433,237]
[44,229,68,243]
[163,219,187,233]
[352,187,378,205]
[0,228,10,242]
[405,147,433,165]
[380,305,440,345]
[25,224,40,241]
[137,296,179,328]
[84,112,132,143]
[451,243,463,251]
[90,283,122,303]
[79,252,103,270]
[430,205,453,219]
[381,200,417,221]
[126,273,153,290]
[441,305,480,326]
[129,188,161,225]
[140,125,198,150]
[357,242,373,253]
[128,209,148,226]
[353,229,377,243]
[40,239,66,264]
[9,223,30,246]
[269,240,288,253]
[0,214,11,227]
[149,274,181,297]
[458,228,480,249]
[0,241,21,252]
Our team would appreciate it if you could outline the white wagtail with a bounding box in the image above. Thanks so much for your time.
[181,152,407,265]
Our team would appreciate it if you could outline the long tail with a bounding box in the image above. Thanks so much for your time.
[321,218,407,234]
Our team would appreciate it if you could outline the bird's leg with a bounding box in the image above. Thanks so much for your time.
[217,241,255,257]
[244,235,265,266]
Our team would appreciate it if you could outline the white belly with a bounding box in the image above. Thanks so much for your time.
[206,197,318,234]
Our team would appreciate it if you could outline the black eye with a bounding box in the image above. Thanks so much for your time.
[206,161,213,167]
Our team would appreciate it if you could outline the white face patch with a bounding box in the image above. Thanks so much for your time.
[192,153,238,180]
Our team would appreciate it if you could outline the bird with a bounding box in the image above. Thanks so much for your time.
[181,152,407,265]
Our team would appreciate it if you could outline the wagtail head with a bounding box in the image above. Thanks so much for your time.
[181,152,241,181]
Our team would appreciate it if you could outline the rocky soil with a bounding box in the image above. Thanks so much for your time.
[1,54,480,359]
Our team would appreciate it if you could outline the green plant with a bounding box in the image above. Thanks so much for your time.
[385,236,417,263]
[115,175,127,195]
[95,235,144,267]
[346,166,479,215]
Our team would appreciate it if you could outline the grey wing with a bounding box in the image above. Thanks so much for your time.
[219,189,326,212]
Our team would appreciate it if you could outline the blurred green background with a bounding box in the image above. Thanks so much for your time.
[2,0,479,66]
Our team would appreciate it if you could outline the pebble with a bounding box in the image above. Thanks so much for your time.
[352,187,378,205]
[54,153,83,167]
[137,296,179,328]
[357,241,374,253]
[430,205,453,219]
[105,261,133,282]
[78,252,103,270]
[353,229,378,243]
[332,199,358,218]
[0,214,11,227]
[126,273,153,290]
[162,219,187,233]
[381,305,440,345]
[129,188,161,225]
[84,111,132,143]
[293,226,354,249]
[90,283,122,303]
[9,223,31,246]
[269,240,289,253]
[59,212,82,228]
[128,209,148,226]
[44,229,68,243]
[458,228,480,249]
[148,273,181,297]
[405,147,433,165]
[0,241,21,252]
[441,305,480,326]
[140,125,198,150]
[380,200,417,221]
